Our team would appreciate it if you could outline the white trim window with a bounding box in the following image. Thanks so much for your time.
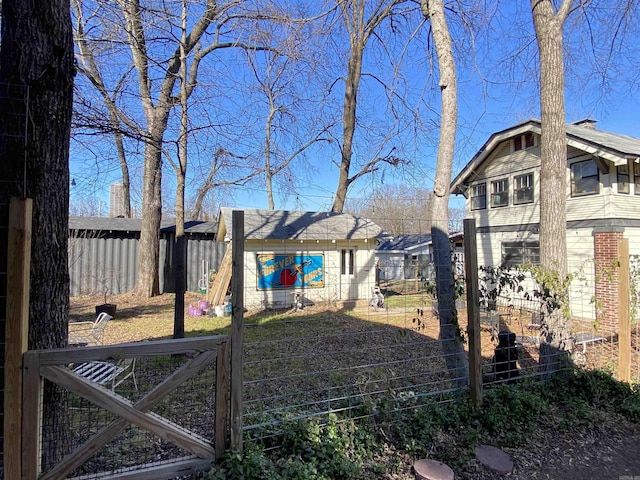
[470,183,487,210]
[571,160,599,196]
[513,132,535,152]
[514,173,534,204]
[618,162,630,194]
[502,241,540,266]
[341,249,354,275]
[635,162,640,195]
[491,178,509,207]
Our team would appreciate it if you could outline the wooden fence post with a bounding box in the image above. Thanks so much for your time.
[463,218,482,405]
[215,339,230,459]
[230,210,245,452]
[4,198,32,479]
[618,238,631,382]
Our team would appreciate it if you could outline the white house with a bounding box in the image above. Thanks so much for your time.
[450,119,640,331]
[216,208,384,309]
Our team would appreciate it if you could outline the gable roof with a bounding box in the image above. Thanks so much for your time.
[217,207,384,241]
[450,119,640,195]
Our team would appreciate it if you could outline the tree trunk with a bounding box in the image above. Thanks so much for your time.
[332,45,363,213]
[0,0,74,468]
[422,0,468,388]
[531,0,573,374]
[134,141,163,297]
[174,2,188,339]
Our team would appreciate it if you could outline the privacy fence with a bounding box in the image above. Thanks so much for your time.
[68,217,227,295]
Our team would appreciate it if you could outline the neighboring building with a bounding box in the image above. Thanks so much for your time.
[109,182,126,218]
[216,208,384,309]
[68,217,224,295]
[375,233,464,281]
[450,118,640,330]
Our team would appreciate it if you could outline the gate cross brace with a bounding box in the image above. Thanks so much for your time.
[38,349,220,480]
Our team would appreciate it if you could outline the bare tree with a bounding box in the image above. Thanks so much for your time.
[171,0,190,338]
[245,20,333,210]
[330,0,410,213]
[73,0,275,297]
[421,0,468,388]
[72,0,133,217]
[0,0,74,468]
[189,148,260,220]
[346,184,432,234]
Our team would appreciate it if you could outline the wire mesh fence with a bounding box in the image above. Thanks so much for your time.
[36,209,640,474]
[236,211,640,444]
[235,211,468,442]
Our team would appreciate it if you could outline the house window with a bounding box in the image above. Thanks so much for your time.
[571,160,599,196]
[513,133,534,151]
[514,136,522,151]
[524,132,534,148]
[491,178,509,207]
[470,183,486,210]
[341,249,354,275]
[618,163,630,194]
[514,173,534,204]
[635,162,640,195]
[502,241,540,267]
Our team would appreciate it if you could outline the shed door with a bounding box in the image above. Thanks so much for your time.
[339,248,358,300]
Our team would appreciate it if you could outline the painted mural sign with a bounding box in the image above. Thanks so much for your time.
[256,254,324,290]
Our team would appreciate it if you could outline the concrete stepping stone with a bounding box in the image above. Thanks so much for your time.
[475,444,514,475]
[413,458,455,480]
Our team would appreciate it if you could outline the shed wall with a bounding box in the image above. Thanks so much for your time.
[243,239,377,308]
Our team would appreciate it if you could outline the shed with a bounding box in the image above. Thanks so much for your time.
[216,208,385,309]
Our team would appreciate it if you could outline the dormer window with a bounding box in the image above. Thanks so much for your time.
[470,183,486,210]
[571,160,599,196]
[524,132,534,148]
[513,133,535,151]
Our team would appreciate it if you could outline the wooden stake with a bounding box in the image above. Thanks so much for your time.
[617,237,631,382]
[230,210,244,452]
[4,197,32,479]
[464,218,482,405]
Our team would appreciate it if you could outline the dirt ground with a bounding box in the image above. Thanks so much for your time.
[70,293,640,480]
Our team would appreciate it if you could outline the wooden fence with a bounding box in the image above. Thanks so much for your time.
[21,336,230,479]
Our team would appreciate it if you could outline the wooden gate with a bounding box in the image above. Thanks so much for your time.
[21,336,230,479]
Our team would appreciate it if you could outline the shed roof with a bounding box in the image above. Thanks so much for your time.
[376,232,463,253]
[217,208,384,241]
[68,216,217,234]
[450,119,640,195]
[376,234,432,253]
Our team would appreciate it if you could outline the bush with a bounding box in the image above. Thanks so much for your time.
[205,369,640,479]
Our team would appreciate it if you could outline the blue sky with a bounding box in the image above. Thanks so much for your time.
[69,0,640,217]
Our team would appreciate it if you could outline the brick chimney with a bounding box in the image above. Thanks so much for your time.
[572,118,598,129]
